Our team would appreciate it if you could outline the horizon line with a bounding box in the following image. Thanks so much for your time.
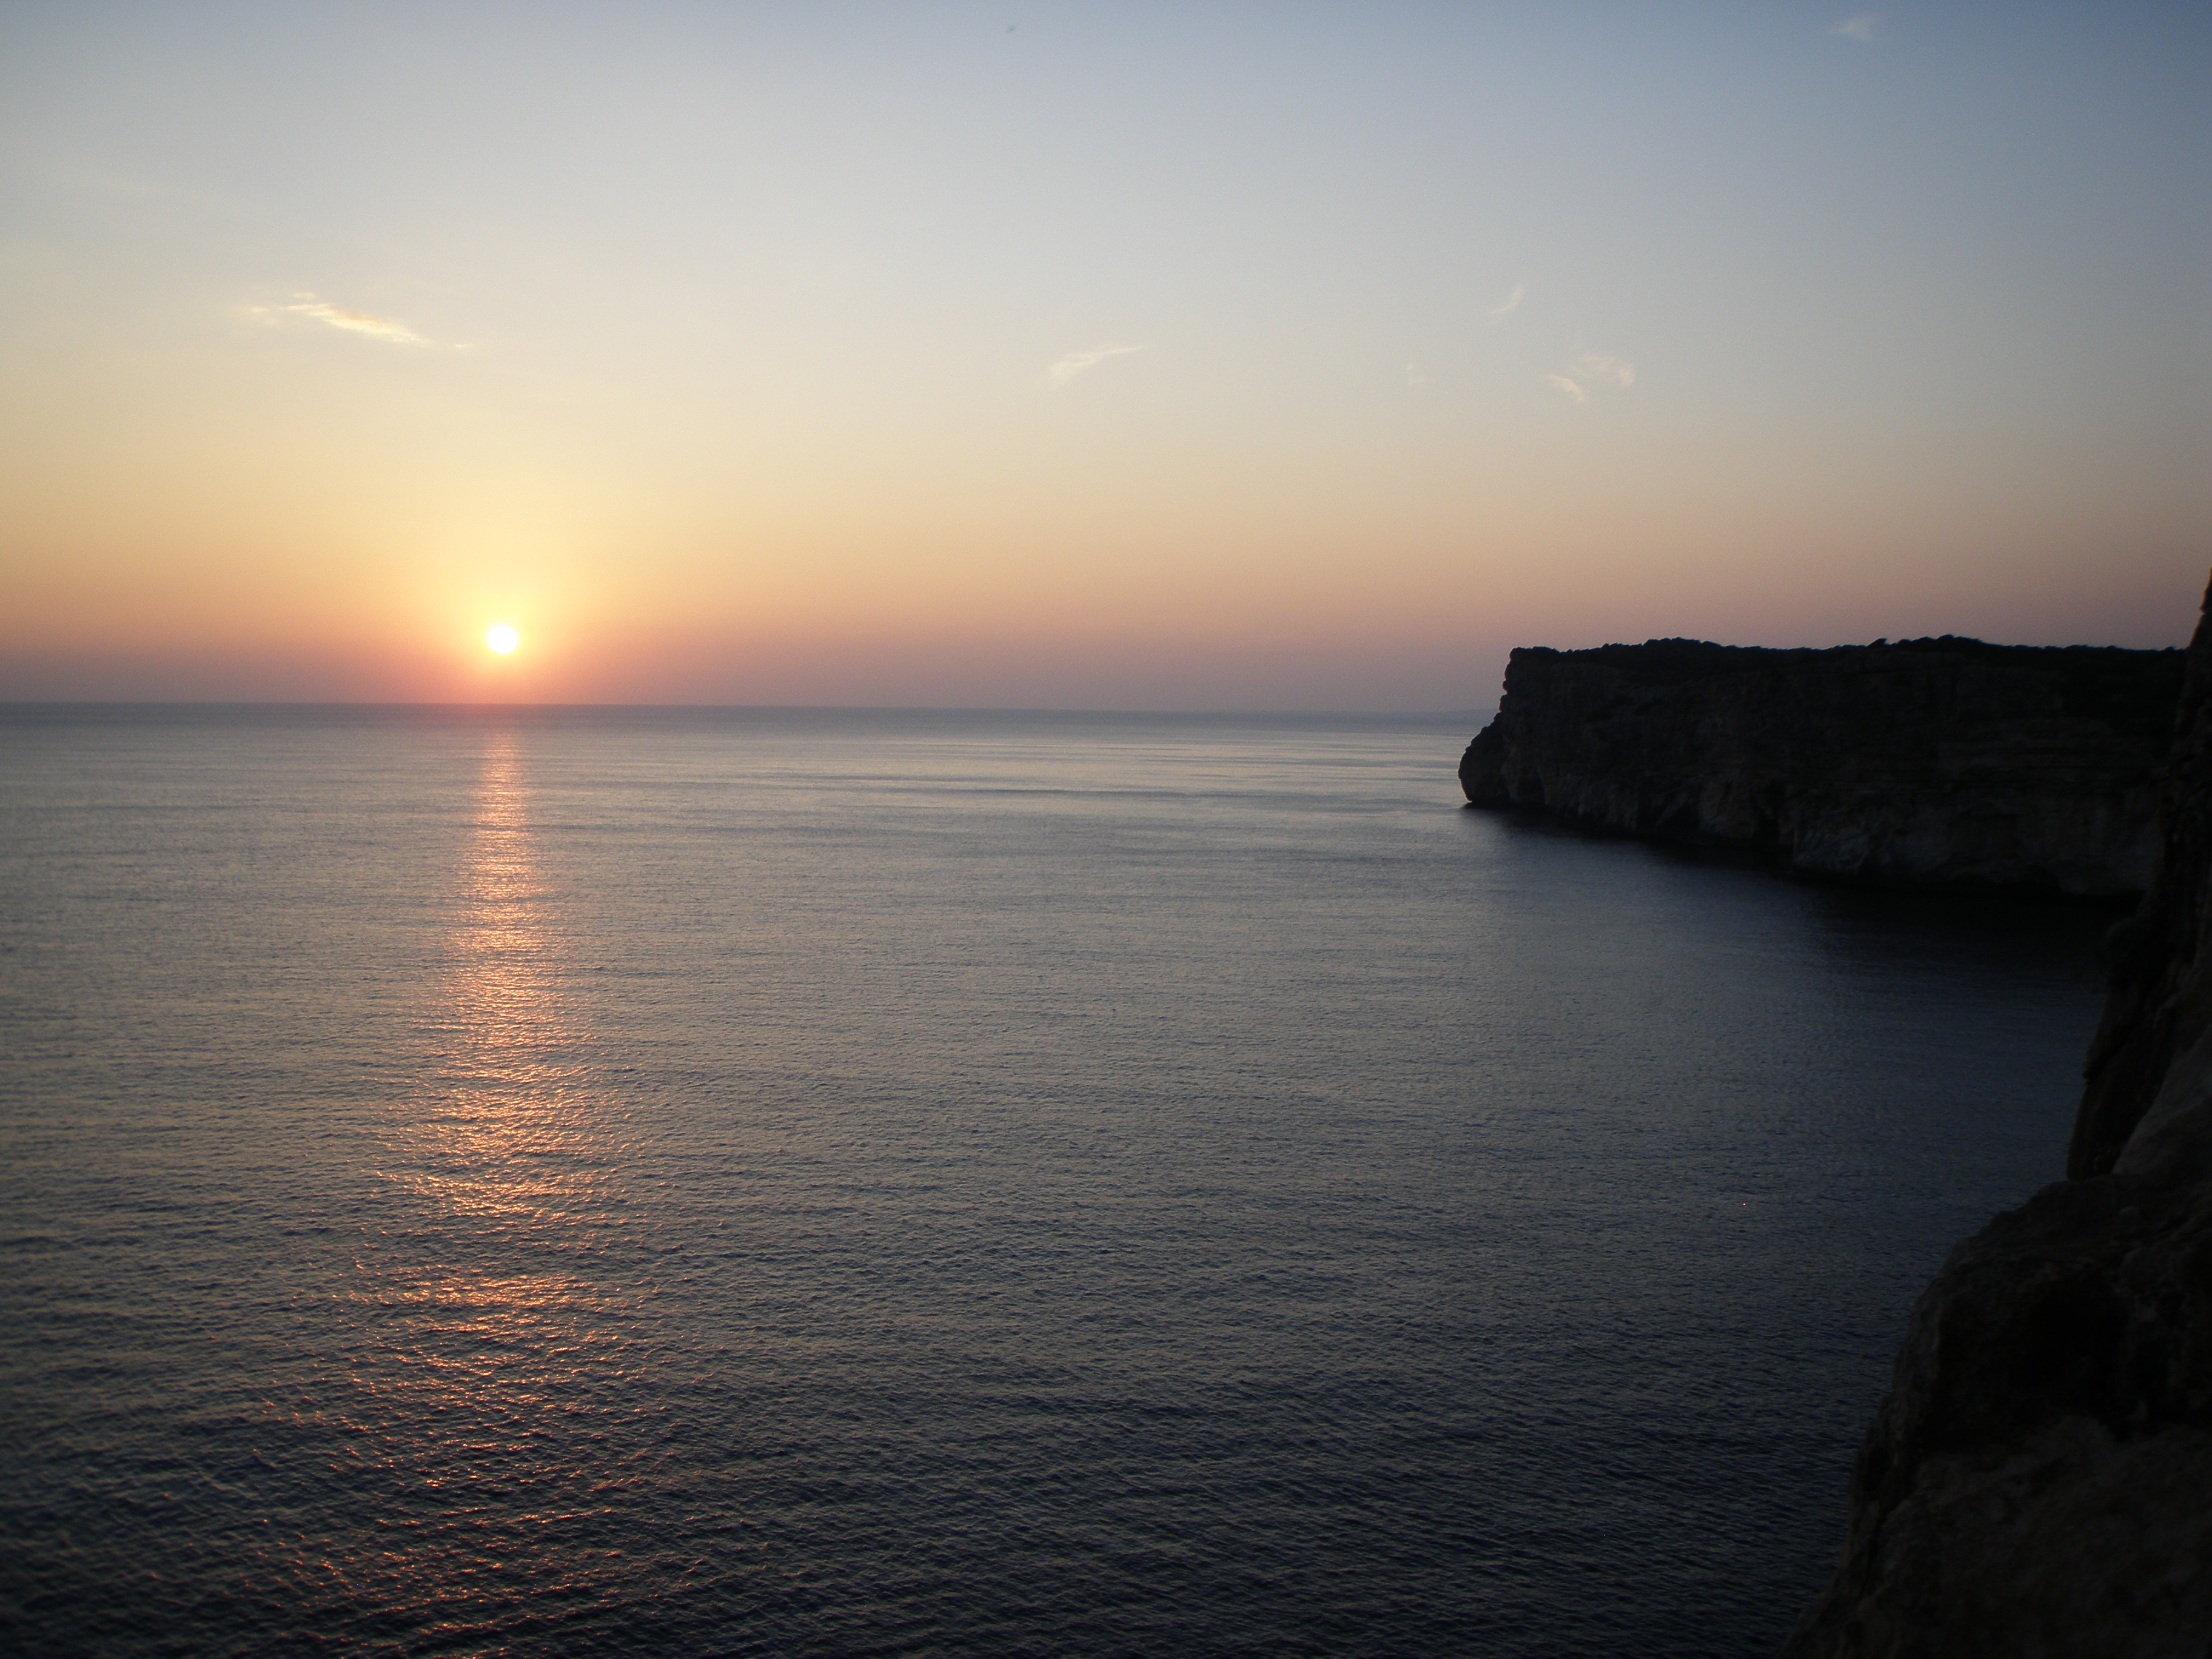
[0,698,1495,720]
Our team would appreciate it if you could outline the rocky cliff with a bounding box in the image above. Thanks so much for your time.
[1460,637,2182,897]
[1780,586,2212,1655]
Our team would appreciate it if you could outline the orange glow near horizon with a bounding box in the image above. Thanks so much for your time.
[0,8,2202,709]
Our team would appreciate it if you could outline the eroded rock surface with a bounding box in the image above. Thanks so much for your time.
[1781,588,2212,1656]
[1460,637,2181,897]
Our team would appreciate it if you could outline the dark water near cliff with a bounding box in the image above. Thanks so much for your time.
[1,706,2111,1657]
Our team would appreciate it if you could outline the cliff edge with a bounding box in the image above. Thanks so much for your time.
[1460,637,2182,897]
[1780,586,2212,1655]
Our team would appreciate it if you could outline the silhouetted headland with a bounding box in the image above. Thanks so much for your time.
[1783,586,2212,1652]
[1460,637,2184,897]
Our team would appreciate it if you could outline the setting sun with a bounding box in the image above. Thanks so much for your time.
[485,623,520,655]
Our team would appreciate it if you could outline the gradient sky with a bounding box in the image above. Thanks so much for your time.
[3,2,2205,708]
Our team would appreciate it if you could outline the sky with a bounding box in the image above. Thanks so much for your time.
[2,2,2206,709]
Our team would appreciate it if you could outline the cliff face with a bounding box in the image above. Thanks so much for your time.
[1781,588,2212,1655]
[1460,638,2182,897]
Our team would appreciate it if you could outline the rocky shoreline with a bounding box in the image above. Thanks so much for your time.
[1460,637,2182,898]
[1777,590,2212,1654]
[1455,620,2210,1646]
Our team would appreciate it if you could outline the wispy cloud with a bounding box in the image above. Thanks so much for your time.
[1828,13,1877,42]
[245,292,426,346]
[1405,361,1426,387]
[1545,349,1635,404]
[1486,284,1526,323]
[1573,350,1635,389]
[1049,342,1146,386]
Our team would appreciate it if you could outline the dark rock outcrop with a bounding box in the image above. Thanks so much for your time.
[1461,637,2182,897]
[1781,583,2212,1655]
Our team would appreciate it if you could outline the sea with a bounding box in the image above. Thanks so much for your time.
[0,705,2116,1658]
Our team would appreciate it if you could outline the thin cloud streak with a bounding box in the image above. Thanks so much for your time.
[1486,284,1526,323]
[1574,350,1636,389]
[1829,15,1877,42]
[1049,343,1146,386]
[246,292,427,346]
[1544,374,1587,403]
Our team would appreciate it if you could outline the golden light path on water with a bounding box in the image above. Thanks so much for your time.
[342,732,667,1635]
[417,732,606,1232]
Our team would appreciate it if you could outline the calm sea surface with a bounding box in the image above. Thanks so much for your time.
[1,707,2112,1658]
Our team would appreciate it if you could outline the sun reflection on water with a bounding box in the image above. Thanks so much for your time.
[338,731,662,1639]
[410,733,627,1224]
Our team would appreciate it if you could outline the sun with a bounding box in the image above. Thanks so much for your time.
[485,623,520,655]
